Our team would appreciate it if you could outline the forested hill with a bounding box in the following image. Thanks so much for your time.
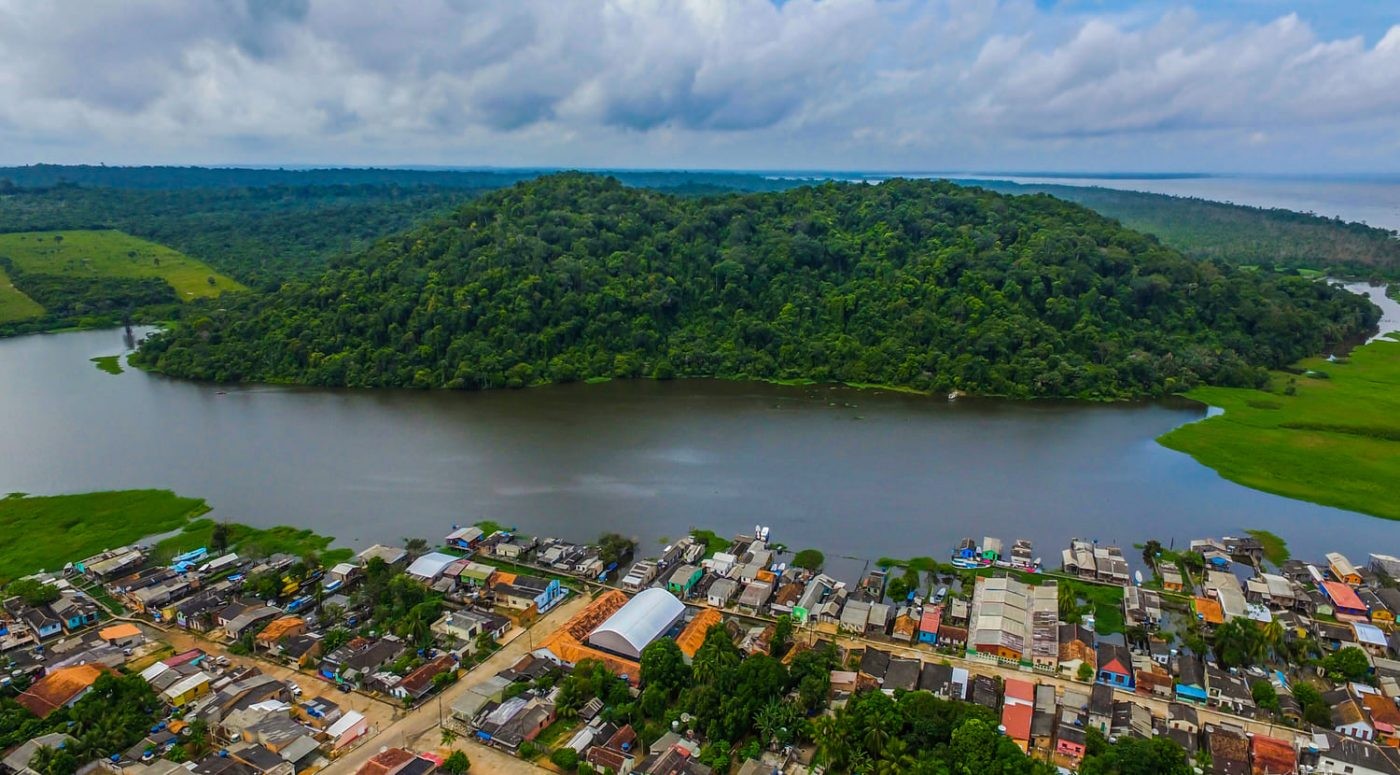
[133,174,1378,399]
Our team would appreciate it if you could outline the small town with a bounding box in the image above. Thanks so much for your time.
[4,522,1400,775]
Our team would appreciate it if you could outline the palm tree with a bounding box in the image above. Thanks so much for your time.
[848,749,873,775]
[1058,583,1078,620]
[876,738,914,774]
[1262,619,1286,660]
[863,724,890,758]
[812,715,849,772]
[28,746,60,775]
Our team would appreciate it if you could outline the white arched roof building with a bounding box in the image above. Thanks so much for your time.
[587,587,686,660]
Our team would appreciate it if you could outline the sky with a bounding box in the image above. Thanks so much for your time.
[0,0,1397,173]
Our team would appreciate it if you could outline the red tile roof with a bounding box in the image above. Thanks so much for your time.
[16,665,106,718]
[1250,734,1296,775]
[1001,702,1034,743]
[1322,581,1366,612]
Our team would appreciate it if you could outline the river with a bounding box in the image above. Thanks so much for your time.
[2,317,1397,582]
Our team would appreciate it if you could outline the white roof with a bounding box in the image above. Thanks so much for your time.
[140,662,171,683]
[1355,622,1389,647]
[587,588,686,660]
[446,526,484,542]
[331,562,358,576]
[326,709,366,738]
[406,552,458,580]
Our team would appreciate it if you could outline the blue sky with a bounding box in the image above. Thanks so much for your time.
[0,1,1397,173]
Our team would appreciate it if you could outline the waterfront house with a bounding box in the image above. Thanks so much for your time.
[1160,565,1185,593]
[406,552,458,584]
[1062,539,1098,580]
[445,526,484,551]
[1359,587,1394,625]
[621,560,659,591]
[1096,643,1135,690]
[1123,586,1162,629]
[981,537,1003,563]
[356,544,408,567]
[1323,581,1371,622]
[1329,552,1364,586]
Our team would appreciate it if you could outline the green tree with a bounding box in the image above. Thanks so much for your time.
[639,638,690,697]
[770,614,794,657]
[6,579,60,607]
[793,549,825,571]
[1323,646,1371,683]
[1077,662,1095,682]
[1251,681,1280,714]
[442,750,471,774]
[550,748,579,771]
[1079,734,1191,775]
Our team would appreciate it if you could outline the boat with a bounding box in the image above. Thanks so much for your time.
[951,557,983,569]
[1134,570,1144,586]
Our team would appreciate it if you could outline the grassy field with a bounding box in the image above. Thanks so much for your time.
[0,263,45,323]
[91,355,124,374]
[0,229,245,299]
[1159,336,1400,521]
[1245,529,1290,567]
[0,490,210,583]
[154,518,353,565]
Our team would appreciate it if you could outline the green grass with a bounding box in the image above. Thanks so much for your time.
[1245,529,1290,567]
[91,355,124,375]
[154,519,352,565]
[1159,337,1400,520]
[0,263,45,323]
[0,490,210,583]
[689,528,730,556]
[0,230,245,299]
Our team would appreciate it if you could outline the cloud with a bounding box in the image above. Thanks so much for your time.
[0,0,1396,170]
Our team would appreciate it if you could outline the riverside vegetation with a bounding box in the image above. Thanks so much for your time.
[133,174,1377,399]
[1160,334,1400,521]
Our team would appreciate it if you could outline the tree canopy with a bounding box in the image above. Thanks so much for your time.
[135,174,1377,399]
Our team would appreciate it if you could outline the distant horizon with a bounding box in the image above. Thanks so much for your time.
[8,162,1400,184]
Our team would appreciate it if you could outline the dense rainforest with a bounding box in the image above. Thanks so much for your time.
[972,180,1400,279]
[133,174,1377,399]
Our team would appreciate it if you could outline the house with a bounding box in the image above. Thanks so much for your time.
[1309,732,1400,775]
[98,622,144,648]
[666,565,703,598]
[1251,735,1300,775]
[918,605,942,645]
[1357,622,1392,657]
[937,624,967,650]
[1002,678,1036,751]
[1055,725,1087,763]
[306,706,362,751]
[49,594,101,631]
[1323,581,1371,622]
[162,671,214,707]
[1096,643,1135,690]
[392,654,457,700]
[1168,702,1200,734]
[1123,587,1162,629]
[1207,664,1256,714]
[706,578,738,608]
[431,609,511,650]
[1362,693,1400,746]
[22,606,63,640]
[1329,688,1377,741]
[586,724,639,774]
[356,544,408,567]
[493,573,565,614]
[254,616,307,649]
[1058,623,1095,674]
[970,674,1000,709]
[621,560,659,591]
[225,606,281,641]
[445,526,485,551]
[320,636,405,683]
[883,658,920,694]
[1206,723,1252,775]
[858,647,891,684]
[967,575,1035,663]
[1111,700,1153,740]
[1330,553,1364,585]
[1032,684,1057,751]
[472,693,557,752]
[1160,565,1185,593]
[1087,684,1114,733]
[16,664,106,717]
[355,748,417,775]
[737,579,773,612]
[919,663,954,698]
[406,552,458,584]
[2,732,77,775]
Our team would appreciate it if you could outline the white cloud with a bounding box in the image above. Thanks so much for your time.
[0,0,1397,170]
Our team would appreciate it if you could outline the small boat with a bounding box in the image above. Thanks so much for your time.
[1134,570,1144,586]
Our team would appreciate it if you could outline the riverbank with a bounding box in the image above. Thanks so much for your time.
[1159,333,1400,521]
[0,490,209,583]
